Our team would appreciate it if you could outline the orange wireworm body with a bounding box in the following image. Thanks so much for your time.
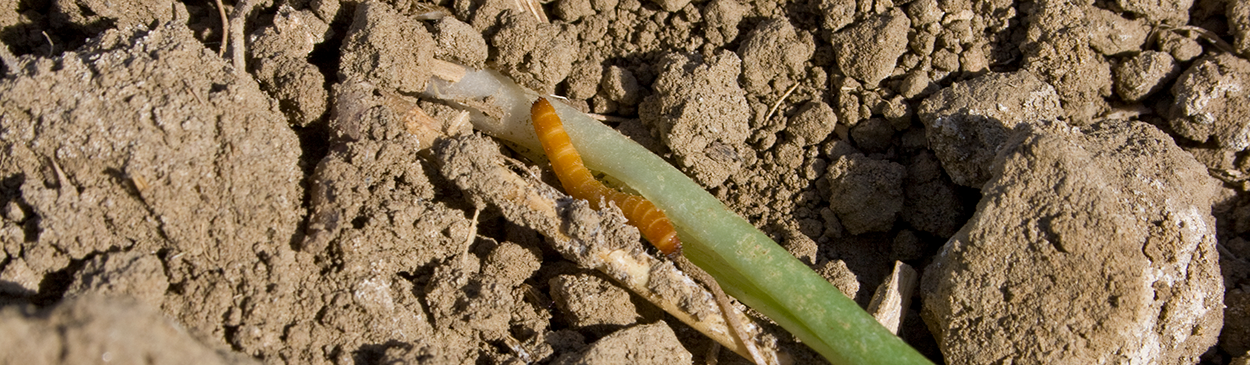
[530,98,682,255]
[532,98,766,364]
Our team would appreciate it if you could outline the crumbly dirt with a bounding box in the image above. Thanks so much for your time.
[0,295,261,365]
[2,0,1250,364]
[923,120,1223,364]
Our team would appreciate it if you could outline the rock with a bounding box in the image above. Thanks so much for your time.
[1084,7,1148,56]
[701,0,745,47]
[555,0,596,22]
[816,259,859,299]
[0,295,259,365]
[549,274,641,335]
[555,321,692,365]
[0,24,304,344]
[881,95,913,130]
[485,242,542,286]
[66,251,168,308]
[867,261,917,335]
[647,0,689,12]
[490,11,578,93]
[1169,53,1250,151]
[917,70,1063,188]
[738,18,815,95]
[51,0,182,34]
[819,0,856,32]
[1116,0,1190,25]
[254,57,328,126]
[1021,2,1113,123]
[921,120,1223,364]
[899,71,937,99]
[932,49,959,71]
[248,5,331,126]
[341,1,436,94]
[249,5,331,59]
[638,52,751,187]
[1113,50,1179,102]
[960,44,988,73]
[849,118,894,153]
[600,65,641,106]
[1158,30,1204,62]
[830,9,911,87]
[826,154,905,234]
[786,100,837,145]
[565,59,604,100]
[906,0,944,26]
[1233,0,1250,57]
[433,16,489,68]
[911,30,936,56]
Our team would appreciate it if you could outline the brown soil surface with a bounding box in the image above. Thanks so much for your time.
[1,0,1249,364]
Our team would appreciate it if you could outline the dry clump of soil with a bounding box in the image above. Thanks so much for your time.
[1,0,1250,364]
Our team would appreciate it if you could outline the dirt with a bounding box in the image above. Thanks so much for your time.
[923,120,1223,364]
[0,295,261,364]
[1,0,1250,364]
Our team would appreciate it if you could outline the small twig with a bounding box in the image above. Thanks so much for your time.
[130,174,150,192]
[446,110,472,136]
[1101,104,1151,121]
[503,334,531,363]
[1154,24,1238,55]
[431,59,467,83]
[182,79,206,105]
[461,208,481,265]
[866,261,918,335]
[379,87,455,154]
[1217,243,1247,262]
[227,0,261,72]
[41,31,54,56]
[50,158,71,192]
[215,0,229,57]
[763,83,800,124]
[517,0,548,23]
[676,255,768,365]
[409,3,454,20]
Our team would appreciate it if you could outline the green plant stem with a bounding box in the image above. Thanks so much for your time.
[424,68,933,365]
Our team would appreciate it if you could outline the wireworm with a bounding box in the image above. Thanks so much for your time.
[532,97,769,364]
[530,97,682,255]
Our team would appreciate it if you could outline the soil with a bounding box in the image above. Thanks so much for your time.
[1,0,1249,364]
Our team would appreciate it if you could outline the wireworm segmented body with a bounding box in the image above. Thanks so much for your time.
[532,97,769,364]
[530,97,682,255]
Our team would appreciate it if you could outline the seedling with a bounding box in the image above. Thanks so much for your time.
[423,65,933,365]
